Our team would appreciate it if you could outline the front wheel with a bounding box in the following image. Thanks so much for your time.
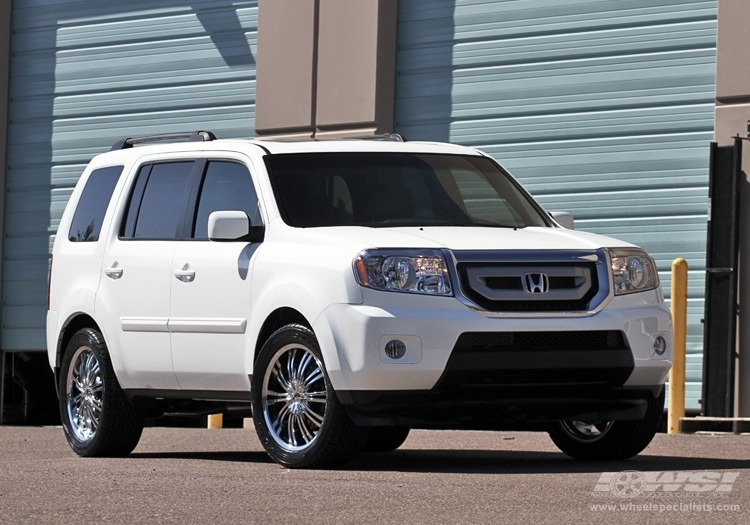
[251,324,368,468]
[59,328,144,457]
[548,388,665,460]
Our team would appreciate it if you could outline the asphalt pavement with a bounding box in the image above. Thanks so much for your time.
[0,425,748,524]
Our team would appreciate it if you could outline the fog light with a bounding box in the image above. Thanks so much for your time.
[653,336,667,356]
[384,339,407,359]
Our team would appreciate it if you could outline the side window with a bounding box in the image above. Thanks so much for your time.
[193,161,260,240]
[122,161,195,240]
[68,166,123,242]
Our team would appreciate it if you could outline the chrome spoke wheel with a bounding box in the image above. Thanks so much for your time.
[558,420,614,443]
[65,346,104,443]
[262,343,328,451]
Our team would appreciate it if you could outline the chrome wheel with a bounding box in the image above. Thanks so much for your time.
[253,324,368,468]
[58,328,144,457]
[549,390,665,460]
[558,420,614,443]
[262,343,328,451]
[65,346,103,442]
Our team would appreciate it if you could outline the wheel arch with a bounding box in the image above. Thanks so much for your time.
[54,313,103,384]
[253,307,311,364]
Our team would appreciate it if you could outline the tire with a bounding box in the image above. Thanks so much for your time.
[252,324,368,468]
[362,426,411,453]
[548,388,665,460]
[59,328,144,457]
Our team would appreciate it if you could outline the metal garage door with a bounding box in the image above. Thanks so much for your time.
[396,0,718,410]
[3,0,258,350]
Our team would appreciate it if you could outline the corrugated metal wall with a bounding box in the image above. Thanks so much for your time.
[4,0,258,350]
[396,0,718,410]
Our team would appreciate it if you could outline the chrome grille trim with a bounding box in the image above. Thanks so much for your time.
[446,249,613,318]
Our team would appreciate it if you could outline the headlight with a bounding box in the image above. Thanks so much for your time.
[608,248,659,295]
[354,249,452,296]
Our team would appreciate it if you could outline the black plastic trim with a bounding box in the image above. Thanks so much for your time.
[124,389,251,402]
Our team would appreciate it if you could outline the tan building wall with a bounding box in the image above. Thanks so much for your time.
[714,0,750,417]
[254,0,398,139]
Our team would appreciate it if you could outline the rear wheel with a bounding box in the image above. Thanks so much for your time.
[59,328,144,457]
[548,388,665,460]
[252,324,368,468]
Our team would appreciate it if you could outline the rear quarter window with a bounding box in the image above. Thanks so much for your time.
[68,166,123,242]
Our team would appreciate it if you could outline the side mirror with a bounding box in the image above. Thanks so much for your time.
[549,211,575,230]
[208,210,264,242]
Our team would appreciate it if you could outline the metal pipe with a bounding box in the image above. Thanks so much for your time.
[668,258,688,434]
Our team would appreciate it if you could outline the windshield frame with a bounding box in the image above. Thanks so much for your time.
[264,152,553,229]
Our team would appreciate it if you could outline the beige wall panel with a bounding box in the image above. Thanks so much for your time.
[714,104,750,145]
[255,0,317,135]
[716,0,750,101]
[316,0,397,134]
[316,0,378,130]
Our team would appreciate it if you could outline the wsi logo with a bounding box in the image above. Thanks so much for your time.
[522,272,549,295]
[593,471,740,498]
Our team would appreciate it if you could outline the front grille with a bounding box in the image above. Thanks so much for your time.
[457,261,600,312]
[454,330,627,352]
[433,330,634,395]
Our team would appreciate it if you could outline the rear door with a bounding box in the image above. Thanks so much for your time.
[96,159,197,390]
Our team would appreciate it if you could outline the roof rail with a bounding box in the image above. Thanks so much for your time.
[110,131,217,151]
[346,133,406,142]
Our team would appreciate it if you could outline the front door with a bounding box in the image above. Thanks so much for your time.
[169,159,263,391]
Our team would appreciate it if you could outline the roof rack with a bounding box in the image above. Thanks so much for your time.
[110,131,217,151]
[346,133,406,142]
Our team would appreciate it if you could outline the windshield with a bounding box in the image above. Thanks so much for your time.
[266,152,549,228]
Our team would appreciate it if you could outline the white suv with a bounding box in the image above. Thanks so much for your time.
[47,131,672,468]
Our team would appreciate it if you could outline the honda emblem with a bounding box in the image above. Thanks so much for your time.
[523,272,549,294]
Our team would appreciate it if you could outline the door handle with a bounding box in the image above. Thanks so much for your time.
[104,262,123,279]
[174,264,196,283]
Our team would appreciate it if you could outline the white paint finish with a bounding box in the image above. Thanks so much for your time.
[169,241,258,391]
[48,137,672,416]
[95,239,179,390]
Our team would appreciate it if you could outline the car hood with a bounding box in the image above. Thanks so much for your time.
[285,225,636,253]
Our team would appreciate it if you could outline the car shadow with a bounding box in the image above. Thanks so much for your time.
[130,447,750,474]
[131,450,274,464]
[343,449,750,475]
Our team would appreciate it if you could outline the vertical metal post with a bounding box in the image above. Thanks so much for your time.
[702,139,741,416]
[668,258,688,434]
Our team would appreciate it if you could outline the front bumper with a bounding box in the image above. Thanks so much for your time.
[313,288,671,423]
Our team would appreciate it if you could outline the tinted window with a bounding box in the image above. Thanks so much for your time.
[123,161,194,239]
[267,153,548,228]
[193,161,261,240]
[68,166,123,242]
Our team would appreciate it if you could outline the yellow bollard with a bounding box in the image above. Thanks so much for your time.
[207,413,224,429]
[668,258,688,434]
